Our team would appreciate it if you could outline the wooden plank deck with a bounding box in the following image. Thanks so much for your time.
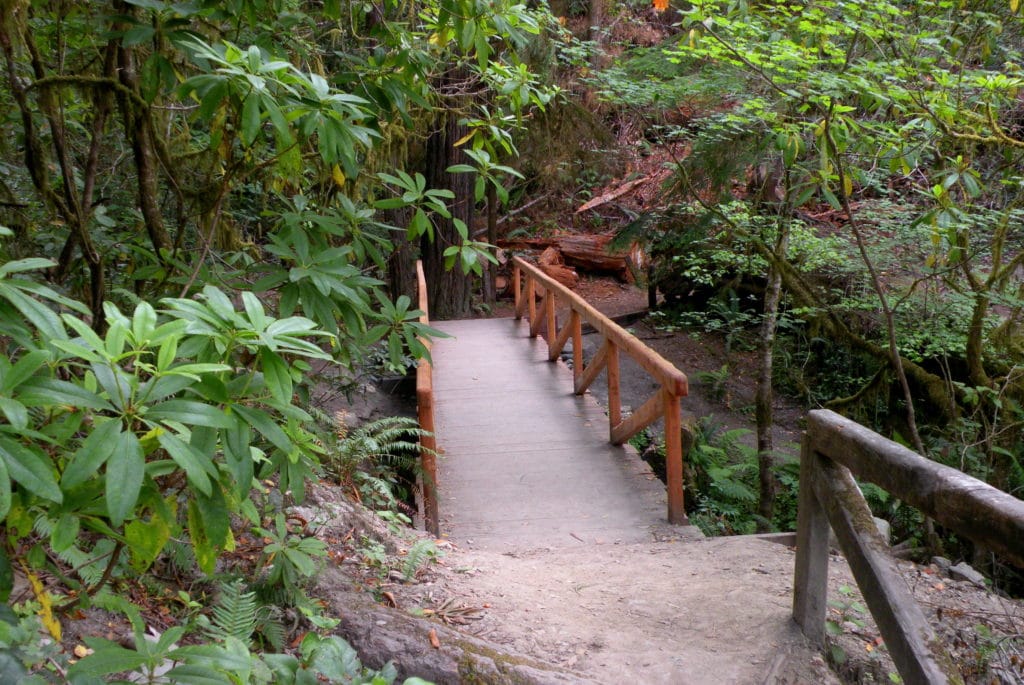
[431,317,700,550]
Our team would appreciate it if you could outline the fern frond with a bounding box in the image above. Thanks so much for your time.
[401,539,438,582]
[205,579,258,645]
[255,606,287,651]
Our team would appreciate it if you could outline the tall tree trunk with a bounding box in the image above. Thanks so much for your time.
[755,222,789,532]
[385,205,418,303]
[114,2,171,257]
[420,89,475,320]
[482,183,497,304]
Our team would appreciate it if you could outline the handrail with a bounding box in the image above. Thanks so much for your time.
[415,261,439,537]
[512,256,690,524]
[794,409,1024,684]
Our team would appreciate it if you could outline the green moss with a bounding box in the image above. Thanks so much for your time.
[452,637,573,684]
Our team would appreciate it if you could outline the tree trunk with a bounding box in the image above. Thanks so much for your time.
[755,222,789,532]
[113,4,172,257]
[384,205,418,303]
[482,183,497,304]
[420,89,475,320]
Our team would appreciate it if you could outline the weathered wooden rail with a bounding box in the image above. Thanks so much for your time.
[794,409,1024,684]
[415,261,439,537]
[512,256,690,524]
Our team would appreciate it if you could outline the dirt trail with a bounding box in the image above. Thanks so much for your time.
[397,535,841,684]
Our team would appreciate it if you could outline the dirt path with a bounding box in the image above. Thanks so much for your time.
[394,536,840,684]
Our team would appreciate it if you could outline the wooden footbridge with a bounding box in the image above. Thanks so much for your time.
[416,257,698,549]
[410,258,1024,684]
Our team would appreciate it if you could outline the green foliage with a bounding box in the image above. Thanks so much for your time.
[254,514,328,593]
[0,261,335,599]
[66,610,431,685]
[203,579,259,645]
[401,539,439,582]
[686,418,759,536]
[325,415,434,515]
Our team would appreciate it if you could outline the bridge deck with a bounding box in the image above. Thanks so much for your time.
[431,317,699,550]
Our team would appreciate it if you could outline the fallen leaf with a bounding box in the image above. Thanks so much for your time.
[428,628,440,649]
[73,645,93,658]
[382,591,398,608]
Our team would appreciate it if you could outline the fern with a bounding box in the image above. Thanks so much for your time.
[401,539,438,581]
[255,607,287,651]
[204,579,258,644]
[325,415,436,516]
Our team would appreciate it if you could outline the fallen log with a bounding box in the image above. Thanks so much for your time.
[497,234,643,281]
[539,263,579,289]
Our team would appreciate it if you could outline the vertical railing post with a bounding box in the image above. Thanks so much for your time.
[545,289,557,358]
[663,387,686,524]
[571,310,583,385]
[513,263,522,319]
[417,370,439,537]
[526,276,537,335]
[415,261,439,537]
[607,341,621,434]
[793,437,830,645]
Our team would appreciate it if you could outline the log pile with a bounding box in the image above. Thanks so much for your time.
[497,234,644,284]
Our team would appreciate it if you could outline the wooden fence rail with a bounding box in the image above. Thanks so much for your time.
[794,409,1024,684]
[415,261,439,537]
[512,256,690,524]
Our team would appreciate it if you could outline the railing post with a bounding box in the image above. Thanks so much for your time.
[513,263,522,319]
[571,310,582,385]
[526,277,537,336]
[418,372,439,538]
[545,286,557,357]
[607,341,621,433]
[664,388,686,524]
[415,261,440,537]
[793,436,830,645]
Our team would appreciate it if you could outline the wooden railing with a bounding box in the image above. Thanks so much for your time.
[794,409,1024,684]
[415,261,439,537]
[512,256,690,524]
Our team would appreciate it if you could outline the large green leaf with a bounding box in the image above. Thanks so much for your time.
[125,514,171,573]
[3,350,49,392]
[62,419,121,489]
[157,432,213,496]
[222,422,254,499]
[193,485,229,549]
[259,349,292,406]
[0,282,66,342]
[69,639,149,677]
[0,437,61,503]
[231,405,293,455]
[18,378,113,411]
[105,431,145,526]
[0,398,28,430]
[51,512,79,553]
[0,258,56,276]
[0,457,10,521]
[146,400,233,429]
